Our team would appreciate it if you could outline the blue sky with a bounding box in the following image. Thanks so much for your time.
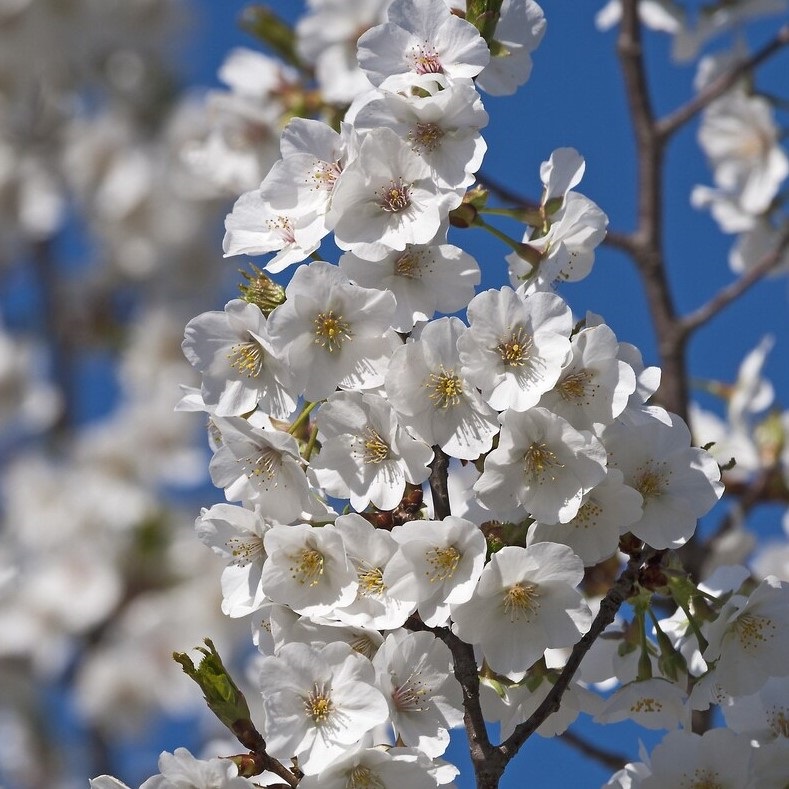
[164,2,789,787]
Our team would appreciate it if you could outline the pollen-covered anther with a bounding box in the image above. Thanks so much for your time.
[734,612,775,651]
[244,448,280,479]
[392,675,429,713]
[349,633,379,660]
[558,369,595,402]
[682,768,724,789]
[358,565,386,597]
[496,328,533,367]
[361,426,390,464]
[227,340,264,378]
[394,250,421,278]
[767,706,789,737]
[225,535,264,567]
[309,159,342,191]
[425,544,460,583]
[502,581,540,622]
[347,765,386,789]
[523,441,564,481]
[409,121,445,153]
[303,682,334,724]
[378,178,412,212]
[633,462,669,501]
[408,42,443,74]
[265,215,296,244]
[313,310,351,352]
[290,546,325,586]
[630,697,663,713]
[427,365,463,408]
[573,498,602,529]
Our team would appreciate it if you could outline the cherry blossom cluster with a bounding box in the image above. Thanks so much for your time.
[90,1,789,787]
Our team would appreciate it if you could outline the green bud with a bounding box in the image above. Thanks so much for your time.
[173,638,260,749]
[466,0,505,45]
[239,264,286,315]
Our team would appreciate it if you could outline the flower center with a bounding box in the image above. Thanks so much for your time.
[502,582,540,622]
[408,43,443,74]
[303,682,334,725]
[767,706,789,737]
[361,426,390,464]
[409,121,445,153]
[378,178,412,212]
[733,612,775,651]
[228,340,264,378]
[243,447,280,479]
[496,328,532,367]
[309,159,342,192]
[349,633,379,660]
[313,310,351,352]
[391,671,430,713]
[394,249,423,278]
[425,545,460,583]
[358,565,386,597]
[265,215,296,244]
[427,365,463,408]
[290,546,325,587]
[523,441,563,481]
[557,369,595,402]
[629,696,663,714]
[347,765,385,789]
[573,497,602,529]
[632,462,669,501]
[682,769,723,789]
[225,535,264,567]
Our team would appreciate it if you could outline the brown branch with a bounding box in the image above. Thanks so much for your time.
[617,0,688,421]
[559,729,629,772]
[680,229,789,335]
[657,24,789,141]
[428,445,452,521]
[498,551,645,760]
[406,616,506,789]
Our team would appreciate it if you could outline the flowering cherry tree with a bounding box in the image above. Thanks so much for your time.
[2,0,789,788]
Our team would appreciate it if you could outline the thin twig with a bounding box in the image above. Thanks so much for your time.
[559,729,629,771]
[680,230,789,335]
[657,24,789,141]
[617,0,689,421]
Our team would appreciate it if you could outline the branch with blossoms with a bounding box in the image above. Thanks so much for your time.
[89,0,789,787]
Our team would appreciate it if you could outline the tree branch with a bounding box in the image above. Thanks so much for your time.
[617,0,688,421]
[559,729,629,772]
[498,551,645,760]
[406,616,507,789]
[428,446,452,521]
[657,24,789,141]
[680,229,789,335]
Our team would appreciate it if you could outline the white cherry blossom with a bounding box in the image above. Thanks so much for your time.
[258,641,389,775]
[182,299,296,419]
[385,516,487,627]
[451,542,591,679]
[357,0,489,90]
[329,128,458,261]
[474,407,607,524]
[266,260,397,401]
[339,240,480,332]
[385,316,499,460]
